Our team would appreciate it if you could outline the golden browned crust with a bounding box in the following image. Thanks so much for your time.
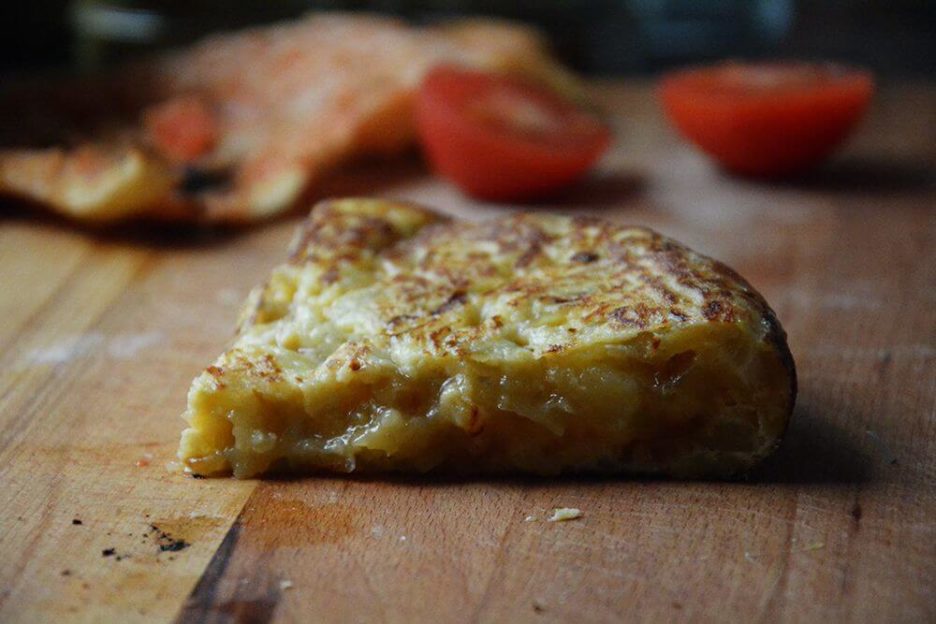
[0,14,579,224]
[180,199,796,479]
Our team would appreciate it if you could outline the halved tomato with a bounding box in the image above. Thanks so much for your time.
[659,62,874,177]
[415,66,610,201]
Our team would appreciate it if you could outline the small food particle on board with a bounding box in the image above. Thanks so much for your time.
[102,547,131,561]
[146,523,191,553]
[160,540,190,553]
[279,580,294,591]
[136,453,154,467]
[72,518,83,525]
[547,507,583,522]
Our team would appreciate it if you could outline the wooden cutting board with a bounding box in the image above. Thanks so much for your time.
[0,82,933,623]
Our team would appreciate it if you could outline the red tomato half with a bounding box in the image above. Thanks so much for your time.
[659,62,874,177]
[416,66,610,201]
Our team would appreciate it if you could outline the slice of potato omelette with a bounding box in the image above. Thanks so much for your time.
[179,199,795,478]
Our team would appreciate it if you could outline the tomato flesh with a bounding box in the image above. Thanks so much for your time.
[416,66,610,201]
[659,62,874,177]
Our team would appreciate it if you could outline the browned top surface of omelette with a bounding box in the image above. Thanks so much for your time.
[0,14,577,223]
[255,199,792,354]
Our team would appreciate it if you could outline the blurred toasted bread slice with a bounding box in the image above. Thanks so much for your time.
[0,14,582,224]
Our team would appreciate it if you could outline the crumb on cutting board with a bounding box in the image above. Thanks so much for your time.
[547,507,582,522]
[136,452,154,467]
[146,523,191,553]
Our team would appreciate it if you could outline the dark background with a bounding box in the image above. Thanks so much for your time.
[2,1,934,77]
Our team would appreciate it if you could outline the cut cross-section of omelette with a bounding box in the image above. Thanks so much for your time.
[179,199,796,478]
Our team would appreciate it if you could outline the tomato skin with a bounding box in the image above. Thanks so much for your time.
[416,66,610,201]
[659,63,874,177]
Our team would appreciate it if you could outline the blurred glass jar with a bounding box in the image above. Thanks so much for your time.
[69,0,306,70]
[626,0,793,63]
[404,0,795,73]
[69,0,796,74]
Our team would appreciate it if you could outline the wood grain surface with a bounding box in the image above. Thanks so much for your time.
[0,82,933,623]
